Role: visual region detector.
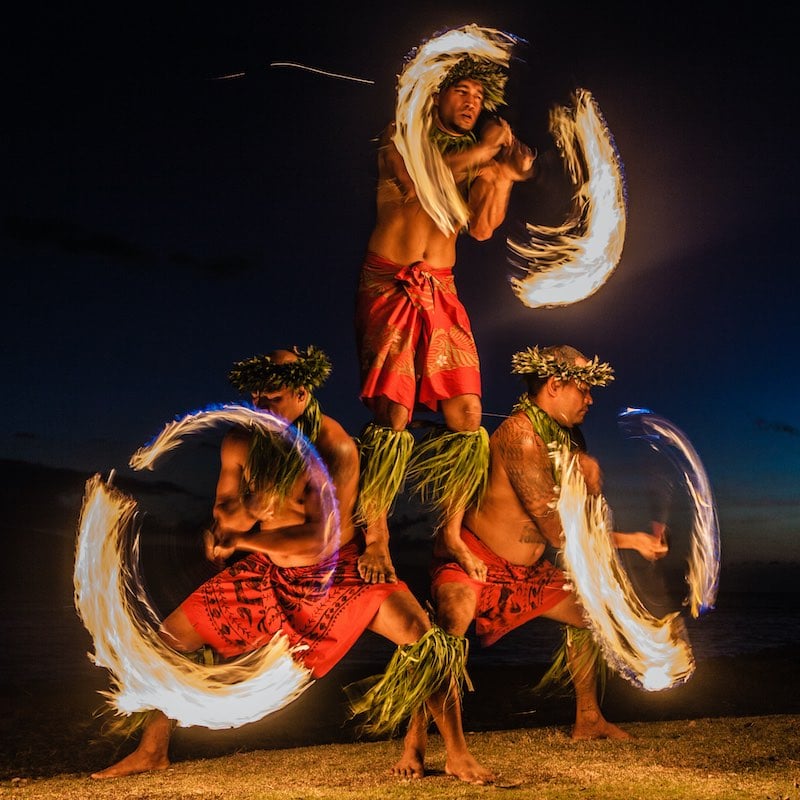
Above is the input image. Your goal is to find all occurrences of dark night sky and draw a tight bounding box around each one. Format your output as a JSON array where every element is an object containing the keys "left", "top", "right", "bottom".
[{"left": 3, "top": 2, "right": 798, "bottom": 565}]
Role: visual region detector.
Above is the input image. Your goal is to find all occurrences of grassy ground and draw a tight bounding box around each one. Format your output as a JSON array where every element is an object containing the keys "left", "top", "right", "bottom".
[
  {"left": 3, "top": 649, "right": 800, "bottom": 799},
  {"left": 3, "top": 715, "right": 799, "bottom": 800}
]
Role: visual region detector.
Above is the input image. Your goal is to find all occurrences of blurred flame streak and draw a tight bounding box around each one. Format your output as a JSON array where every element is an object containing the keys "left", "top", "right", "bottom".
[
  {"left": 508, "top": 89, "right": 626, "bottom": 308},
  {"left": 72, "top": 405, "right": 345, "bottom": 729},
  {"left": 269, "top": 61, "right": 375, "bottom": 84},
  {"left": 214, "top": 63, "right": 374, "bottom": 84},
  {"left": 618, "top": 408, "right": 720, "bottom": 618},
  {"left": 557, "top": 450, "right": 695, "bottom": 691},
  {"left": 394, "top": 24, "right": 517, "bottom": 236}
]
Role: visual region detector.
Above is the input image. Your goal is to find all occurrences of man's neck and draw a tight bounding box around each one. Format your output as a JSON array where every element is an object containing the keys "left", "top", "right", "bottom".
[
  {"left": 514, "top": 396, "right": 572, "bottom": 444},
  {"left": 430, "top": 125, "right": 477, "bottom": 155},
  {"left": 434, "top": 118, "right": 468, "bottom": 137}
]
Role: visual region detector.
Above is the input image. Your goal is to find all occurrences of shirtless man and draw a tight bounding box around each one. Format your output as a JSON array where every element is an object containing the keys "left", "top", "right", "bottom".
[
  {"left": 355, "top": 32, "right": 536, "bottom": 587},
  {"left": 92, "top": 347, "right": 494, "bottom": 784},
  {"left": 392, "top": 345, "right": 668, "bottom": 778}
]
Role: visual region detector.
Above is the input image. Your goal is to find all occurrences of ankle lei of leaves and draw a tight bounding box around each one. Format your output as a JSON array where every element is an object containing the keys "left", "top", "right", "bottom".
[
  {"left": 346, "top": 626, "right": 471, "bottom": 737},
  {"left": 405, "top": 426, "right": 490, "bottom": 522},
  {"left": 533, "top": 626, "right": 606, "bottom": 701},
  {"left": 355, "top": 423, "right": 415, "bottom": 526}
]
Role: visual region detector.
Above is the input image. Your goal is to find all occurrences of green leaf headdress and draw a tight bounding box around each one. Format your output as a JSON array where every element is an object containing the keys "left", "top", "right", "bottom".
[
  {"left": 511, "top": 345, "right": 615, "bottom": 387},
  {"left": 228, "top": 346, "right": 331, "bottom": 499},
  {"left": 228, "top": 346, "right": 332, "bottom": 394}
]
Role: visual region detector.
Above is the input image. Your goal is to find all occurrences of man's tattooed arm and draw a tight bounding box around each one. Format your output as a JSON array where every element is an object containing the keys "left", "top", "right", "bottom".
[{"left": 495, "top": 415, "right": 564, "bottom": 549}]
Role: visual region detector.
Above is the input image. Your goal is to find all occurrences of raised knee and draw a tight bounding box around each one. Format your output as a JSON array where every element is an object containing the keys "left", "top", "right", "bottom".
[
  {"left": 441, "top": 395, "right": 482, "bottom": 432},
  {"left": 159, "top": 610, "right": 204, "bottom": 653},
  {"left": 370, "top": 397, "right": 410, "bottom": 430},
  {"left": 434, "top": 584, "right": 476, "bottom": 634}
]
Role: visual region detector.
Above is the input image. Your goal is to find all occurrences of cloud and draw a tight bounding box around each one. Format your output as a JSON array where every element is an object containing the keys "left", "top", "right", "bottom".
[
  {"left": 5, "top": 215, "right": 254, "bottom": 279},
  {"left": 4, "top": 215, "right": 146, "bottom": 261},
  {"left": 755, "top": 418, "right": 800, "bottom": 437},
  {"left": 167, "top": 251, "right": 255, "bottom": 278}
]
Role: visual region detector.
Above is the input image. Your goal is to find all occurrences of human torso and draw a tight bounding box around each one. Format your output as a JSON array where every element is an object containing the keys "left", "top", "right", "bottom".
[
  {"left": 367, "top": 179, "right": 459, "bottom": 268},
  {"left": 241, "top": 415, "right": 358, "bottom": 568},
  {"left": 365, "top": 125, "right": 465, "bottom": 268},
  {"left": 463, "top": 411, "right": 557, "bottom": 566}
]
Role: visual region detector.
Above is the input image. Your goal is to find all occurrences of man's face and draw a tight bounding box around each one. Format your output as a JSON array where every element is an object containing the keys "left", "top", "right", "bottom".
[
  {"left": 435, "top": 78, "right": 485, "bottom": 135},
  {"left": 251, "top": 386, "right": 306, "bottom": 423},
  {"left": 552, "top": 359, "right": 594, "bottom": 428}
]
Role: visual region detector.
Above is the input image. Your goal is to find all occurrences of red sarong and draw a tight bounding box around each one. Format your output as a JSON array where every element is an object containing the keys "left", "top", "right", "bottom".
[
  {"left": 430, "top": 527, "right": 570, "bottom": 647},
  {"left": 181, "top": 539, "right": 408, "bottom": 677},
  {"left": 355, "top": 251, "right": 481, "bottom": 419}
]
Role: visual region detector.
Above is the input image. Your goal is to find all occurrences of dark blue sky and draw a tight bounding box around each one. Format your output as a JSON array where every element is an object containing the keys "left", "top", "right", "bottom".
[{"left": 4, "top": 2, "right": 798, "bottom": 565}]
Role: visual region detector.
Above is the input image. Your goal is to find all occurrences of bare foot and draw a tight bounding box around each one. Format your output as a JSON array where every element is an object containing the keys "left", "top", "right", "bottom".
[
  {"left": 358, "top": 540, "right": 397, "bottom": 584},
  {"left": 92, "top": 711, "right": 173, "bottom": 779},
  {"left": 90, "top": 750, "right": 170, "bottom": 780},
  {"left": 572, "top": 717, "right": 633, "bottom": 740},
  {"left": 390, "top": 747, "right": 425, "bottom": 780},
  {"left": 445, "top": 752, "right": 496, "bottom": 785}
]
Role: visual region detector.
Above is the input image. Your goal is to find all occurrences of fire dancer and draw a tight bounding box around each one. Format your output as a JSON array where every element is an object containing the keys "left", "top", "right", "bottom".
[
  {"left": 355, "top": 25, "right": 536, "bottom": 586},
  {"left": 393, "top": 345, "right": 667, "bottom": 779},
  {"left": 92, "top": 346, "right": 493, "bottom": 784}
]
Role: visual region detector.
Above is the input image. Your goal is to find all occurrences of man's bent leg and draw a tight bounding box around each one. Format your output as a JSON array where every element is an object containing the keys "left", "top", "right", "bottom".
[
  {"left": 425, "top": 678, "right": 496, "bottom": 785},
  {"left": 90, "top": 609, "right": 207, "bottom": 779},
  {"left": 437, "top": 395, "right": 489, "bottom": 579},
  {"left": 365, "top": 591, "right": 492, "bottom": 784},
  {"left": 567, "top": 626, "right": 632, "bottom": 741},
  {"left": 397, "top": 580, "right": 480, "bottom": 779},
  {"left": 541, "top": 598, "right": 631, "bottom": 741}
]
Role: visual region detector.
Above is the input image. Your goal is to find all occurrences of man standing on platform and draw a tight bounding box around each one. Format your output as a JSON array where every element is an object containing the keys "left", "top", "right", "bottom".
[{"left": 355, "top": 25, "right": 536, "bottom": 585}]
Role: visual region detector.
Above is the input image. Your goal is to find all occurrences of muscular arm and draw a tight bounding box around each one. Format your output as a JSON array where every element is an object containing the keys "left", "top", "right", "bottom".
[
  {"left": 236, "top": 420, "right": 359, "bottom": 558},
  {"left": 207, "top": 426, "right": 336, "bottom": 566},
  {"left": 467, "top": 138, "right": 536, "bottom": 241},
  {"left": 439, "top": 117, "right": 511, "bottom": 178},
  {"left": 229, "top": 480, "right": 330, "bottom": 560},
  {"left": 212, "top": 428, "right": 263, "bottom": 536},
  {"left": 314, "top": 419, "right": 360, "bottom": 531},
  {"left": 496, "top": 417, "right": 669, "bottom": 563},
  {"left": 379, "top": 124, "right": 417, "bottom": 200},
  {"left": 612, "top": 531, "right": 669, "bottom": 561}
]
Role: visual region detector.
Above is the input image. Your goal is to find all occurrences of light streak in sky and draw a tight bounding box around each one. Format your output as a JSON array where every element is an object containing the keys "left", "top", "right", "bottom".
[
  {"left": 557, "top": 449, "right": 695, "bottom": 691},
  {"left": 618, "top": 407, "right": 720, "bottom": 617},
  {"left": 74, "top": 405, "right": 339, "bottom": 729},
  {"left": 394, "top": 24, "right": 517, "bottom": 236},
  {"left": 214, "top": 63, "right": 375, "bottom": 84},
  {"left": 269, "top": 61, "right": 375, "bottom": 84},
  {"left": 508, "top": 89, "right": 627, "bottom": 308}
]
